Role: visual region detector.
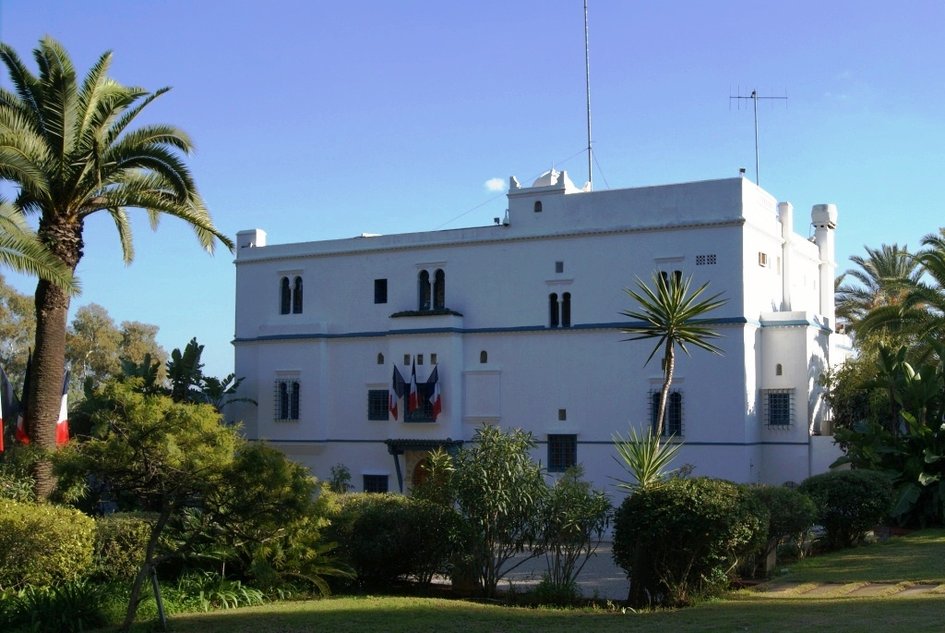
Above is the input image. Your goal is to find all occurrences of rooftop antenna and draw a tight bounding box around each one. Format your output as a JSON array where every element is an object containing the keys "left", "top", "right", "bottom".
[
  {"left": 729, "top": 88, "right": 787, "bottom": 186},
  {"left": 584, "top": 0, "right": 593, "bottom": 190}
]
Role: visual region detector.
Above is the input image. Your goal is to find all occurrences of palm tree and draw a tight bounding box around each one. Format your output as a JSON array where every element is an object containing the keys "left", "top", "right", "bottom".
[
  {"left": 0, "top": 199, "right": 77, "bottom": 292},
  {"left": 857, "top": 233, "right": 945, "bottom": 347},
  {"left": 0, "top": 37, "right": 233, "bottom": 498},
  {"left": 621, "top": 271, "right": 727, "bottom": 437},
  {"left": 835, "top": 244, "right": 921, "bottom": 332}
]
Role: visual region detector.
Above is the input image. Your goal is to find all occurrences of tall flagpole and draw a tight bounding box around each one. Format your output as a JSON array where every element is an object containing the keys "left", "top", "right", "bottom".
[{"left": 584, "top": 0, "right": 593, "bottom": 190}]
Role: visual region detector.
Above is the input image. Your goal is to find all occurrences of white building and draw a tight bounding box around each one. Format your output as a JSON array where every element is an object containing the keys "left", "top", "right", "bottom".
[{"left": 231, "top": 170, "right": 848, "bottom": 495}]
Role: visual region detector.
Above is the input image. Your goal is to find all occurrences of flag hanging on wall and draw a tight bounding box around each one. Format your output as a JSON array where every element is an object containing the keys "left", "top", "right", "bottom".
[
  {"left": 15, "top": 351, "right": 31, "bottom": 444},
  {"left": 56, "top": 370, "right": 70, "bottom": 445},
  {"left": 0, "top": 365, "right": 18, "bottom": 453},
  {"left": 408, "top": 362, "right": 419, "bottom": 413},
  {"left": 389, "top": 366, "right": 405, "bottom": 420},
  {"left": 427, "top": 365, "right": 441, "bottom": 420}
]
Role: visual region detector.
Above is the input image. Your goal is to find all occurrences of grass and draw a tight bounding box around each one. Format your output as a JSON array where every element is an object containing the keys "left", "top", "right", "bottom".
[{"left": 104, "top": 530, "right": 945, "bottom": 633}]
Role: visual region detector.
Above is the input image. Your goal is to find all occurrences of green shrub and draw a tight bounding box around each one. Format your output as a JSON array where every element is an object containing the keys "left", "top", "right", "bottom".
[
  {"left": 0, "top": 579, "right": 110, "bottom": 632},
  {"left": 798, "top": 469, "right": 893, "bottom": 549},
  {"left": 746, "top": 485, "right": 818, "bottom": 573},
  {"left": 92, "top": 513, "right": 154, "bottom": 581},
  {"left": 328, "top": 493, "right": 460, "bottom": 588},
  {"left": 0, "top": 500, "right": 94, "bottom": 589},
  {"left": 613, "top": 477, "right": 767, "bottom": 607}
]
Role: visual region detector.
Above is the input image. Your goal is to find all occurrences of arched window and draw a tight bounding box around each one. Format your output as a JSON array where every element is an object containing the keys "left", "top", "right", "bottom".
[
  {"left": 292, "top": 276, "right": 303, "bottom": 314},
  {"left": 549, "top": 293, "right": 559, "bottom": 328},
  {"left": 433, "top": 269, "right": 445, "bottom": 309},
  {"left": 776, "top": 363, "right": 783, "bottom": 376},
  {"left": 280, "top": 277, "right": 291, "bottom": 314},
  {"left": 562, "top": 292, "right": 571, "bottom": 327},
  {"left": 290, "top": 381, "right": 300, "bottom": 419},
  {"left": 480, "top": 350, "right": 488, "bottom": 364},
  {"left": 279, "top": 382, "right": 289, "bottom": 418},
  {"left": 418, "top": 271, "right": 431, "bottom": 311},
  {"left": 377, "top": 353, "right": 385, "bottom": 365},
  {"left": 534, "top": 200, "right": 543, "bottom": 213}
]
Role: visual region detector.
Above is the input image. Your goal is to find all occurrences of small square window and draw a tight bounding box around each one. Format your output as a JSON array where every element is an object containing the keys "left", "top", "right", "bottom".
[
  {"left": 368, "top": 389, "right": 389, "bottom": 421},
  {"left": 555, "top": 261, "right": 564, "bottom": 273},
  {"left": 363, "top": 474, "right": 389, "bottom": 493},
  {"left": 548, "top": 434, "right": 577, "bottom": 473},
  {"left": 374, "top": 279, "right": 388, "bottom": 304},
  {"left": 558, "top": 409, "right": 567, "bottom": 421}
]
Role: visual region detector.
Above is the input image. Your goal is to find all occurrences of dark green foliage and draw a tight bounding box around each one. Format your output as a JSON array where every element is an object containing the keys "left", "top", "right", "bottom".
[
  {"left": 0, "top": 499, "right": 94, "bottom": 589},
  {"left": 538, "top": 467, "right": 611, "bottom": 602},
  {"left": 170, "top": 571, "right": 266, "bottom": 612},
  {"left": 328, "top": 493, "right": 461, "bottom": 588},
  {"left": 746, "top": 485, "right": 818, "bottom": 573},
  {"left": 613, "top": 477, "right": 767, "bottom": 606},
  {"left": 798, "top": 470, "right": 894, "bottom": 549},
  {"left": 0, "top": 579, "right": 110, "bottom": 632},
  {"left": 92, "top": 513, "right": 155, "bottom": 581}
]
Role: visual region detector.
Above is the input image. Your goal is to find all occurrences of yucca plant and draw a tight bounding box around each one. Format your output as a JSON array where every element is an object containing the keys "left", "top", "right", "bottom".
[{"left": 612, "top": 426, "right": 683, "bottom": 492}]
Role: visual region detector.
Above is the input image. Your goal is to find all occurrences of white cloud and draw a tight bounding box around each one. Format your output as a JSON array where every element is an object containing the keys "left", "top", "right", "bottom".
[{"left": 484, "top": 177, "right": 506, "bottom": 192}]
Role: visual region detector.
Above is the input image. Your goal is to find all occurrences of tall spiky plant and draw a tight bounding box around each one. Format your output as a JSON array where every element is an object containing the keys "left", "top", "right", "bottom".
[
  {"left": 621, "top": 271, "right": 727, "bottom": 437},
  {"left": 0, "top": 37, "right": 233, "bottom": 498}
]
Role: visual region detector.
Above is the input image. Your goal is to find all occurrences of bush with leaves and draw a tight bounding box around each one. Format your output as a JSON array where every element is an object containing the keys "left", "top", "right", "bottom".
[
  {"left": 92, "top": 513, "right": 155, "bottom": 582},
  {"left": 613, "top": 477, "right": 767, "bottom": 607},
  {"left": 327, "top": 492, "right": 460, "bottom": 589},
  {"left": 452, "top": 425, "right": 548, "bottom": 597},
  {"left": 0, "top": 579, "right": 111, "bottom": 633},
  {"left": 538, "top": 466, "right": 611, "bottom": 603},
  {"left": 798, "top": 469, "right": 893, "bottom": 549},
  {"left": 746, "top": 485, "right": 818, "bottom": 574},
  {"left": 0, "top": 499, "right": 94, "bottom": 590}
]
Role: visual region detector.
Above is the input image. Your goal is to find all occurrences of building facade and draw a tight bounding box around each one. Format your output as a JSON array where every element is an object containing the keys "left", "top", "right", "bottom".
[{"left": 231, "top": 170, "right": 848, "bottom": 496}]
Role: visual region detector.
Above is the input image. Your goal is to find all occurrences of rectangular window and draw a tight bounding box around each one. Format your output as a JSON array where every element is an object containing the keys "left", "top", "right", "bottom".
[
  {"left": 274, "top": 379, "right": 300, "bottom": 421},
  {"left": 404, "top": 382, "right": 436, "bottom": 423},
  {"left": 758, "top": 252, "right": 768, "bottom": 267},
  {"left": 555, "top": 261, "right": 564, "bottom": 273},
  {"left": 547, "top": 434, "right": 577, "bottom": 473},
  {"left": 650, "top": 391, "right": 683, "bottom": 436},
  {"left": 558, "top": 408, "right": 567, "bottom": 421},
  {"left": 374, "top": 279, "right": 388, "bottom": 304},
  {"left": 764, "top": 389, "right": 793, "bottom": 427},
  {"left": 368, "top": 389, "right": 389, "bottom": 421},
  {"left": 363, "top": 474, "right": 389, "bottom": 493}
]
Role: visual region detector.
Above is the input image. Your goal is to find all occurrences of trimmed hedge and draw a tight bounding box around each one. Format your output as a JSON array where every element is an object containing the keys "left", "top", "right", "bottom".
[
  {"left": 0, "top": 499, "right": 95, "bottom": 589},
  {"left": 798, "top": 469, "right": 893, "bottom": 549},
  {"left": 327, "top": 493, "right": 462, "bottom": 588},
  {"left": 93, "top": 513, "right": 154, "bottom": 581},
  {"left": 613, "top": 477, "right": 767, "bottom": 606}
]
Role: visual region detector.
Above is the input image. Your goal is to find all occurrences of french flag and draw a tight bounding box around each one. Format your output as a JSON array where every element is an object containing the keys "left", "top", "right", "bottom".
[
  {"left": 408, "top": 362, "right": 419, "bottom": 413},
  {"left": 56, "top": 370, "right": 70, "bottom": 445},
  {"left": 15, "top": 352, "right": 30, "bottom": 444},
  {"left": 427, "top": 365, "right": 441, "bottom": 420},
  {"left": 0, "top": 365, "right": 18, "bottom": 453},
  {"left": 389, "top": 366, "right": 405, "bottom": 420}
]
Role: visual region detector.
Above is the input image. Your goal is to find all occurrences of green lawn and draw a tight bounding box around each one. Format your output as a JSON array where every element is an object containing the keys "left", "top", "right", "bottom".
[{"left": 114, "top": 530, "right": 945, "bottom": 633}]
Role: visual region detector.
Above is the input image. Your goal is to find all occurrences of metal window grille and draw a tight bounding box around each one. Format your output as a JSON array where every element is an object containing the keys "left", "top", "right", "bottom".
[
  {"left": 650, "top": 391, "right": 683, "bottom": 436},
  {"left": 363, "top": 475, "right": 389, "bottom": 493},
  {"left": 368, "top": 389, "right": 389, "bottom": 421},
  {"left": 547, "top": 434, "right": 577, "bottom": 473},
  {"left": 764, "top": 389, "right": 793, "bottom": 427}
]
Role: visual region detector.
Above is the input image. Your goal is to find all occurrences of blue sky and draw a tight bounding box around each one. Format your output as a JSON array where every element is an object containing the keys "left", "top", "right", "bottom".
[{"left": 2, "top": 1, "right": 943, "bottom": 377}]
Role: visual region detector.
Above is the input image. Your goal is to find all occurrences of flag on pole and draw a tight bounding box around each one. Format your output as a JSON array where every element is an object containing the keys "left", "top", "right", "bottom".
[
  {"left": 56, "top": 370, "right": 70, "bottom": 445},
  {"left": 0, "top": 365, "right": 18, "bottom": 453},
  {"left": 408, "top": 362, "right": 419, "bottom": 413},
  {"left": 15, "top": 351, "right": 31, "bottom": 445},
  {"left": 389, "top": 366, "right": 405, "bottom": 420},
  {"left": 427, "top": 365, "right": 441, "bottom": 420}
]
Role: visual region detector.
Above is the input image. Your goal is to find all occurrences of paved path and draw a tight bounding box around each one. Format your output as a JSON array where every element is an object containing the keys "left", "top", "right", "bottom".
[{"left": 502, "top": 543, "right": 628, "bottom": 601}]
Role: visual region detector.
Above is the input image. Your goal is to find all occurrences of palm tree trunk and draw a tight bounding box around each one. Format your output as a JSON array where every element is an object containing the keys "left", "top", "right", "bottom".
[
  {"left": 27, "top": 218, "right": 82, "bottom": 499},
  {"left": 656, "top": 341, "right": 675, "bottom": 438}
]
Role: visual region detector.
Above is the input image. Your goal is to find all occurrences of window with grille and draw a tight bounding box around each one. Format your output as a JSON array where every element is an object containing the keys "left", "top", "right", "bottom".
[
  {"left": 363, "top": 475, "right": 389, "bottom": 493},
  {"left": 368, "top": 389, "right": 389, "bottom": 421},
  {"left": 404, "top": 382, "right": 436, "bottom": 423},
  {"left": 547, "top": 434, "right": 577, "bottom": 473},
  {"left": 650, "top": 391, "right": 683, "bottom": 436},
  {"left": 764, "top": 389, "right": 793, "bottom": 427},
  {"left": 275, "top": 379, "right": 300, "bottom": 421}
]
